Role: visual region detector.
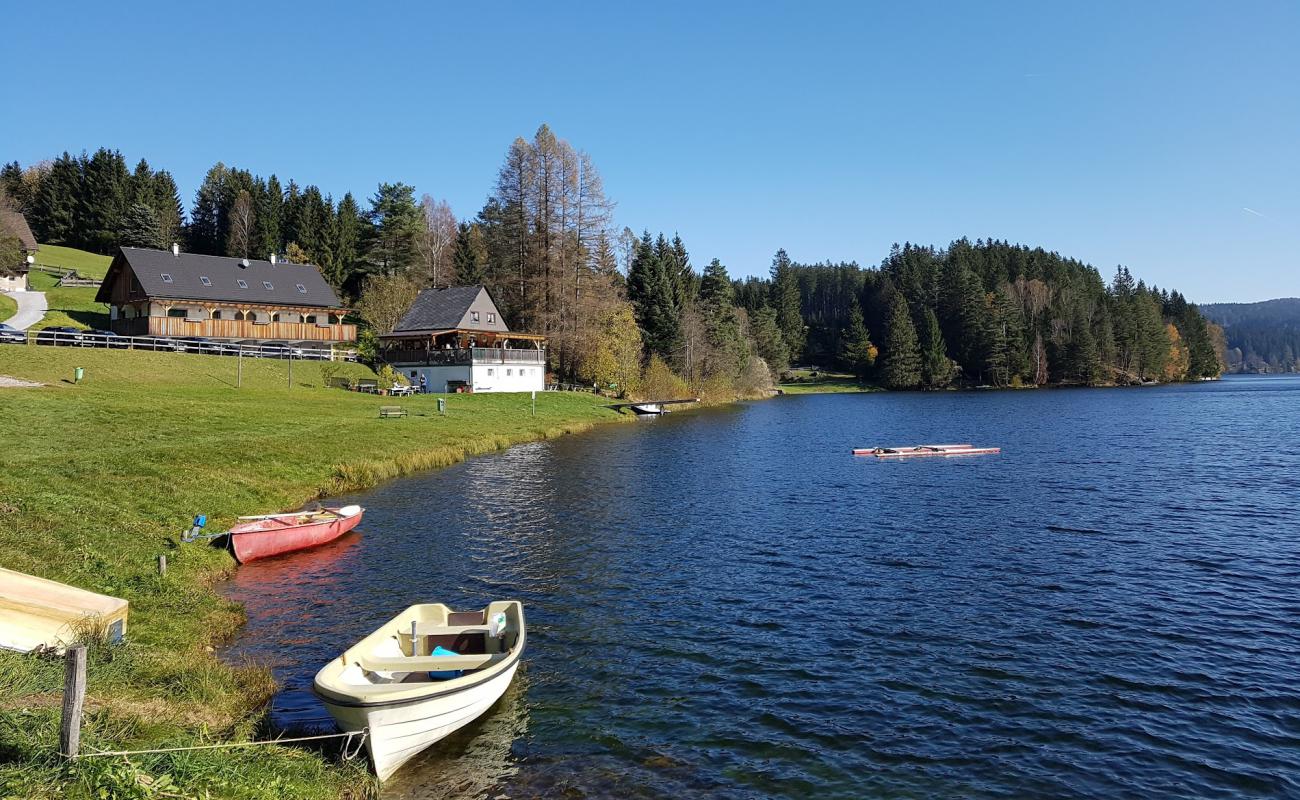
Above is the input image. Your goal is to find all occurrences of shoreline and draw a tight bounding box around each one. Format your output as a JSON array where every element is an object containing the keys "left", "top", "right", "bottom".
[{"left": 0, "top": 346, "right": 634, "bottom": 799}]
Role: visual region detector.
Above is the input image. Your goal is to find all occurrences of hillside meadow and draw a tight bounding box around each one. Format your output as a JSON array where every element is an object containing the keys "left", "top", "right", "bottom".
[{"left": 0, "top": 345, "right": 623, "bottom": 799}]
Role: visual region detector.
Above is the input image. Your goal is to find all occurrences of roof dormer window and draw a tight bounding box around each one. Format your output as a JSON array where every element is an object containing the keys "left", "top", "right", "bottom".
[
  {"left": 200, "top": 276, "right": 212, "bottom": 287},
  {"left": 263, "top": 281, "right": 274, "bottom": 290},
  {"left": 237, "top": 279, "right": 248, "bottom": 289},
  {"left": 161, "top": 273, "right": 173, "bottom": 283},
  {"left": 296, "top": 284, "right": 307, "bottom": 294}
]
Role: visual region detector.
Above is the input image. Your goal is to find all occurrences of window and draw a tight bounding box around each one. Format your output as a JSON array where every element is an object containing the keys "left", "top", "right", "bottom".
[
  {"left": 167, "top": 308, "right": 187, "bottom": 318},
  {"left": 263, "top": 281, "right": 274, "bottom": 290},
  {"left": 487, "top": 312, "right": 495, "bottom": 324},
  {"left": 296, "top": 284, "right": 307, "bottom": 294},
  {"left": 237, "top": 279, "right": 248, "bottom": 289},
  {"left": 200, "top": 276, "right": 212, "bottom": 287},
  {"left": 161, "top": 273, "right": 173, "bottom": 283},
  {"left": 507, "top": 368, "right": 513, "bottom": 376},
  {"left": 487, "top": 368, "right": 494, "bottom": 376},
  {"left": 471, "top": 311, "right": 480, "bottom": 323}
]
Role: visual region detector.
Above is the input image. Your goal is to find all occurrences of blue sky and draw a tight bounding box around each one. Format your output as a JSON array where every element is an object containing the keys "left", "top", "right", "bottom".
[{"left": 7, "top": 1, "right": 1297, "bottom": 302}]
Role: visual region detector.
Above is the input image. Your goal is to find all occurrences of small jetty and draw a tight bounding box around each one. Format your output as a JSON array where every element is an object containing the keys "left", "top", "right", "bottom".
[
  {"left": 606, "top": 398, "right": 700, "bottom": 416},
  {"left": 852, "top": 443, "right": 1001, "bottom": 458}
]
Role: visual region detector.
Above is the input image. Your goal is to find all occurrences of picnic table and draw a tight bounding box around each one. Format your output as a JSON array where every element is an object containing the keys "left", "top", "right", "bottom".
[{"left": 389, "top": 385, "right": 417, "bottom": 397}]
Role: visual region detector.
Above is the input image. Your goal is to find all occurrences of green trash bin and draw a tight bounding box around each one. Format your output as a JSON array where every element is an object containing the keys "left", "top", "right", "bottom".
[{"left": 74, "top": 367, "right": 84, "bottom": 383}]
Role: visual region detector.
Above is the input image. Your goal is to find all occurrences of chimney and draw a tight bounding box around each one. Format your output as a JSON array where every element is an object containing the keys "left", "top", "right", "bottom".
[
  {"left": 269, "top": 253, "right": 277, "bottom": 265},
  {"left": 240, "top": 258, "right": 250, "bottom": 268},
  {"left": 171, "top": 242, "right": 180, "bottom": 257}
]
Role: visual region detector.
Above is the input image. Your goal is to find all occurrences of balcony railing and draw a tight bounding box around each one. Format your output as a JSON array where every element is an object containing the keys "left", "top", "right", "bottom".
[
  {"left": 114, "top": 317, "right": 356, "bottom": 342},
  {"left": 384, "top": 347, "right": 546, "bottom": 366}
]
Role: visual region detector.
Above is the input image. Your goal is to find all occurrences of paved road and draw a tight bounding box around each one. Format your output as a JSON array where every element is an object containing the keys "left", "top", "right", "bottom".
[{"left": 2, "top": 290, "right": 48, "bottom": 330}]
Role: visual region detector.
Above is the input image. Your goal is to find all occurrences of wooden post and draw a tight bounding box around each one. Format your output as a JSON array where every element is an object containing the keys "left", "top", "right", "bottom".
[
  {"left": 60, "top": 645, "right": 87, "bottom": 759},
  {"left": 237, "top": 347, "right": 243, "bottom": 388},
  {"left": 288, "top": 352, "right": 293, "bottom": 389},
  {"left": 158, "top": 554, "right": 167, "bottom": 576}
]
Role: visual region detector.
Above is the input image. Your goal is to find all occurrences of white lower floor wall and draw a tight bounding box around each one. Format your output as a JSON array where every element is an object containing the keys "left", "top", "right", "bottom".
[
  {"left": 0, "top": 274, "right": 28, "bottom": 292},
  {"left": 393, "top": 363, "right": 545, "bottom": 393}
]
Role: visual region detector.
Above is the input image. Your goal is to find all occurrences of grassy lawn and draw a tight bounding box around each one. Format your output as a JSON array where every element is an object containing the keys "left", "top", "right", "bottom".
[
  {"left": 26, "top": 270, "right": 109, "bottom": 331},
  {"left": 778, "top": 368, "right": 881, "bottom": 394},
  {"left": 32, "top": 245, "right": 112, "bottom": 279},
  {"left": 0, "top": 346, "right": 623, "bottom": 799},
  {"left": 0, "top": 293, "right": 15, "bottom": 323}
]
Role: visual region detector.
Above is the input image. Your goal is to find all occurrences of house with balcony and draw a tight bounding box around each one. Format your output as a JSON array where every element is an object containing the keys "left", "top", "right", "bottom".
[
  {"left": 0, "top": 209, "right": 37, "bottom": 292},
  {"left": 94, "top": 246, "right": 355, "bottom": 345},
  {"left": 380, "top": 285, "right": 545, "bottom": 393}
]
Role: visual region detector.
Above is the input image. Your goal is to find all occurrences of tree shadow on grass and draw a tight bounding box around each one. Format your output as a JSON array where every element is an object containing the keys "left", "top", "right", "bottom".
[{"left": 59, "top": 309, "right": 111, "bottom": 329}]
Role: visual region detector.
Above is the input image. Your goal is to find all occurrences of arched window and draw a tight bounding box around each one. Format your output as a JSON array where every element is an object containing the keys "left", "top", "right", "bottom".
[{"left": 167, "top": 307, "right": 188, "bottom": 318}]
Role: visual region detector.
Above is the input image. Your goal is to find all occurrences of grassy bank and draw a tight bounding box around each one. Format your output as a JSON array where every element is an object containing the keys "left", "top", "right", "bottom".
[
  {"left": 25, "top": 246, "right": 112, "bottom": 330},
  {"left": 0, "top": 293, "right": 15, "bottom": 323},
  {"left": 777, "top": 368, "right": 881, "bottom": 395},
  {"left": 0, "top": 346, "right": 623, "bottom": 799}
]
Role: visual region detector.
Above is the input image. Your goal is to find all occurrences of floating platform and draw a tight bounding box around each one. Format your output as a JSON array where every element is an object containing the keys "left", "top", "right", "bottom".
[
  {"left": 606, "top": 398, "right": 700, "bottom": 416},
  {"left": 852, "top": 443, "right": 1001, "bottom": 458}
]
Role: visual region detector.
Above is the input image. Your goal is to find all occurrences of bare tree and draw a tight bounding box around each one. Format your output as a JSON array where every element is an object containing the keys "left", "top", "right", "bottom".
[
  {"left": 355, "top": 273, "right": 422, "bottom": 334},
  {"left": 416, "top": 195, "right": 457, "bottom": 287},
  {"left": 227, "top": 190, "right": 254, "bottom": 258}
]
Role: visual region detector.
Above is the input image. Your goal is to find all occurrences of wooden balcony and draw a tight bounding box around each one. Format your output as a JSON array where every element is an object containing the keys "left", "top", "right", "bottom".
[
  {"left": 114, "top": 316, "right": 356, "bottom": 342},
  {"left": 384, "top": 347, "right": 546, "bottom": 366}
]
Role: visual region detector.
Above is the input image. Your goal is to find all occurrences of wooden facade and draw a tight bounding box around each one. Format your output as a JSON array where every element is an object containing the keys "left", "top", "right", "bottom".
[{"left": 113, "top": 314, "right": 355, "bottom": 342}]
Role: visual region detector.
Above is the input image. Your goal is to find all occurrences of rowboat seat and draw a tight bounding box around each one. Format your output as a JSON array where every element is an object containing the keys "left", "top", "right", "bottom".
[{"left": 357, "top": 651, "right": 510, "bottom": 673}]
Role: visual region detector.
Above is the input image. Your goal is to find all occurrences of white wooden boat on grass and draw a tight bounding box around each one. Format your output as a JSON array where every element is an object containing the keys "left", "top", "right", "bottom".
[
  {"left": 0, "top": 567, "right": 128, "bottom": 653},
  {"left": 313, "top": 601, "right": 525, "bottom": 781}
]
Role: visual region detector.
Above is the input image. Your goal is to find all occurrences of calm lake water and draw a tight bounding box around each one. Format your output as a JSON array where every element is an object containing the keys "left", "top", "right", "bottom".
[{"left": 224, "top": 376, "right": 1300, "bottom": 799}]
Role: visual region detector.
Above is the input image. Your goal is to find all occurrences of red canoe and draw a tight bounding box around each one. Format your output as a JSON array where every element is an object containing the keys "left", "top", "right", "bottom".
[{"left": 228, "top": 505, "right": 364, "bottom": 563}]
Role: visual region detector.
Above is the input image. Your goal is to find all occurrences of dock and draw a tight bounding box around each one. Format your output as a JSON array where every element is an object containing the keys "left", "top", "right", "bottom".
[{"left": 605, "top": 398, "right": 700, "bottom": 416}]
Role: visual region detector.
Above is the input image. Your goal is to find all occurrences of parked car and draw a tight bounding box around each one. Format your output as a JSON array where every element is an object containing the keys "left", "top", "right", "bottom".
[
  {"left": 290, "top": 344, "right": 332, "bottom": 361},
  {"left": 35, "top": 326, "right": 84, "bottom": 346},
  {"left": 257, "top": 342, "right": 292, "bottom": 359},
  {"left": 86, "top": 329, "right": 130, "bottom": 349},
  {"left": 0, "top": 323, "right": 25, "bottom": 345},
  {"left": 174, "top": 337, "right": 219, "bottom": 354}
]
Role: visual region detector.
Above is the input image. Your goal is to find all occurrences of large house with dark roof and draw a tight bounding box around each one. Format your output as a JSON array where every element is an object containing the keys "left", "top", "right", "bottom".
[
  {"left": 380, "top": 286, "right": 545, "bottom": 393},
  {"left": 0, "top": 209, "right": 38, "bottom": 292},
  {"left": 95, "top": 246, "right": 355, "bottom": 344}
]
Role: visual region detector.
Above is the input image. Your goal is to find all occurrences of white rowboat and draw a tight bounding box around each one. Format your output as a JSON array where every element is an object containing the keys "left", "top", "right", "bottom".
[{"left": 313, "top": 601, "right": 526, "bottom": 781}]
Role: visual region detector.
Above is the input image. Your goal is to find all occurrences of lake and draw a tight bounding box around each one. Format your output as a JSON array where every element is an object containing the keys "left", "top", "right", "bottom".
[{"left": 223, "top": 375, "right": 1300, "bottom": 798}]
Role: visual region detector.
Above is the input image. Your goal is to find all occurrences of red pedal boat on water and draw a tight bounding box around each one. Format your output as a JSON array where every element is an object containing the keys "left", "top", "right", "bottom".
[
  {"left": 228, "top": 505, "right": 365, "bottom": 563},
  {"left": 852, "top": 443, "right": 1001, "bottom": 458}
]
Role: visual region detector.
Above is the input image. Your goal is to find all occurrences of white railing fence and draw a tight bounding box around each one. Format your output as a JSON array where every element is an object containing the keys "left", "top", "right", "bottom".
[{"left": 13, "top": 328, "right": 358, "bottom": 362}]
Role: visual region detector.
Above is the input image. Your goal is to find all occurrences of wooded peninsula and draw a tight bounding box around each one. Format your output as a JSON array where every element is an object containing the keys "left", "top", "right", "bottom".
[{"left": 2, "top": 124, "right": 1223, "bottom": 395}]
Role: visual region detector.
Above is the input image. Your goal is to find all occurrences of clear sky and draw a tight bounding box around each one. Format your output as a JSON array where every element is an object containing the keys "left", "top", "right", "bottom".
[{"left": 7, "top": 1, "right": 1297, "bottom": 303}]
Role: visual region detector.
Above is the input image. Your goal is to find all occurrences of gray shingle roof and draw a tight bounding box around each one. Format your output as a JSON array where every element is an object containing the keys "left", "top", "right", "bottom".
[
  {"left": 98, "top": 248, "right": 343, "bottom": 308},
  {"left": 392, "top": 286, "right": 504, "bottom": 332}
]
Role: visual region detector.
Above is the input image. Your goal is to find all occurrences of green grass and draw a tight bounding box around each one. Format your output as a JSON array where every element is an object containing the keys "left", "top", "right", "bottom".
[
  {"left": 32, "top": 245, "right": 112, "bottom": 279},
  {"left": 778, "top": 368, "right": 881, "bottom": 395},
  {"left": 0, "top": 347, "right": 624, "bottom": 799},
  {"left": 0, "top": 293, "right": 15, "bottom": 324}
]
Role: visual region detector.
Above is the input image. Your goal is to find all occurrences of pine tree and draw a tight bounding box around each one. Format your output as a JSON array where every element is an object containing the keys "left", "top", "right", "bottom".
[
  {"left": 839, "top": 302, "right": 876, "bottom": 378},
  {"left": 151, "top": 171, "right": 184, "bottom": 246},
  {"left": 189, "top": 163, "right": 229, "bottom": 254},
  {"left": 748, "top": 305, "right": 790, "bottom": 377},
  {"left": 918, "top": 306, "right": 952, "bottom": 389},
  {"left": 770, "top": 248, "right": 805, "bottom": 361},
  {"left": 30, "top": 152, "right": 81, "bottom": 244},
  {"left": 78, "top": 148, "right": 130, "bottom": 252},
  {"left": 330, "top": 192, "right": 365, "bottom": 292},
  {"left": 626, "top": 231, "right": 681, "bottom": 362},
  {"left": 252, "top": 176, "right": 283, "bottom": 260},
  {"left": 453, "top": 222, "right": 488, "bottom": 285},
  {"left": 881, "top": 292, "right": 921, "bottom": 389},
  {"left": 364, "top": 182, "right": 421, "bottom": 274},
  {"left": 119, "top": 202, "right": 165, "bottom": 249},
  {"left": 698, "top": 258, "right": 746, "bottom": 379}
]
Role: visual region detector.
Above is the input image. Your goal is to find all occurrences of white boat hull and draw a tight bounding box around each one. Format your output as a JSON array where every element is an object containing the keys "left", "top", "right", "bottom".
[{"left": 321, "top": 661, "right": 520, "bottom": 781}]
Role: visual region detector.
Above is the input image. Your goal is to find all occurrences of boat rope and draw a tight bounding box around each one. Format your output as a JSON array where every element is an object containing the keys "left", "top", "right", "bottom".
[{"left": 72, "top": 728, "right": 368, "bottom": 760}]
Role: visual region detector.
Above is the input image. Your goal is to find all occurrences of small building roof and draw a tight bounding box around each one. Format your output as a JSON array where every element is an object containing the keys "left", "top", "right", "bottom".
[
  {"left": 96, "top": 247, "right": 343, "bottom": 309},
  {"left": 0, "top": 210, "right": 38, "bottom": 252},
  {"left": 390, "top": 285, "right": 509, "bottom": 333}
]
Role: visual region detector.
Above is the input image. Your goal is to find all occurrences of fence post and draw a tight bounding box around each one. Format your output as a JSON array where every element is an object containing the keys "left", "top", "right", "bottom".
[
  {"left": 237, "top": 347, "right": 243, "bottom": 388},
  {"left": 158, "top": 554, "right": 167, "bottom": 576},
  {"left": 60, "top": 645, "right": 87, "bottom": 760}
]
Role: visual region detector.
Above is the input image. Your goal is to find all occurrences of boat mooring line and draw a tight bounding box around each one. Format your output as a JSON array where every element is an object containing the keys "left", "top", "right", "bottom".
[{"left": 71, "top": 728, "right": 368, "bottom": 760}]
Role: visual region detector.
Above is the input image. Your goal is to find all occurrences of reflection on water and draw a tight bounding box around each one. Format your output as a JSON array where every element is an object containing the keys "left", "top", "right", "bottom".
[{"left": 225, "top": 376, "right": 1300, "bottom": 798}]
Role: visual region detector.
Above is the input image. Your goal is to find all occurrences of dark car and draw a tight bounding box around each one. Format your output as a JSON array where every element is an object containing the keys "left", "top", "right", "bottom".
[
  {"left": 174, "top": 337, "right": 218, "bottom": 354},
  {"left": 290, "top": 343, "right": 332, "bottom": 361},
  {"left": 0, "top": 323, "right": 25, "bottom": 345},
  {"left": 257, "top": 342, "right": 292, "bottom": 359},
  {"left": 86, "top": 329, "right": 130, "bottom": 349},
  {"left": 35, "top": 326, "right": 84, "bottom": 346}
]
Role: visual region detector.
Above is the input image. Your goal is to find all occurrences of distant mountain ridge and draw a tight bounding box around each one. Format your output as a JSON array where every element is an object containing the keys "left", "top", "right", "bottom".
[{"left": 1201, "top": 298, "right": 1300, "bottom": 372}]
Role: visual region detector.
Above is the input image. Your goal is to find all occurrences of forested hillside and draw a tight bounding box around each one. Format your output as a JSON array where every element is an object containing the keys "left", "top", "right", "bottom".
[
  {"left": 1201, "top": 299, "right": 1300, "bottom": 373},
  {"left": 2, "top": 131, "right": 1223, "bottom": 394}
]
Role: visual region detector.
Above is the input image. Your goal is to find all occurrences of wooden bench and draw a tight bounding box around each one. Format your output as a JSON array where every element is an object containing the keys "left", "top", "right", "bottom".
[{"left": 378, "top": 406, "right": 407, "bottom": 419}]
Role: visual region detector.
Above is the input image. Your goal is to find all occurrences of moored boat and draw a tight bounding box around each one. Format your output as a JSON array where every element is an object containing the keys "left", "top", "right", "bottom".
[
  {"left": 852, "top": 444, "right": 1001, "bottom": 458},
  {"left": 227, "top": 505, "right": 364, "bottom": 563},
  {"left": 313, "top": 601, "right": 526, "bottom": 781}
]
